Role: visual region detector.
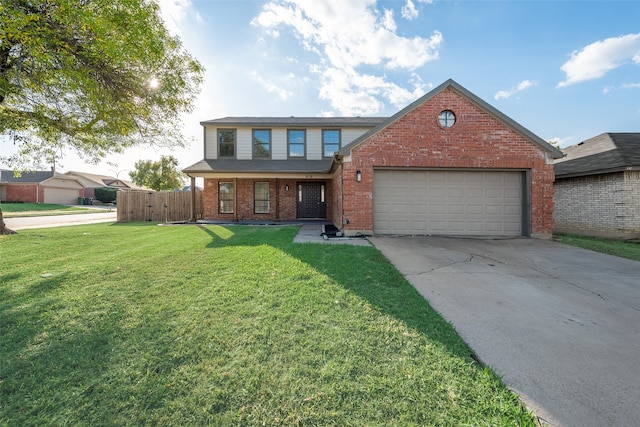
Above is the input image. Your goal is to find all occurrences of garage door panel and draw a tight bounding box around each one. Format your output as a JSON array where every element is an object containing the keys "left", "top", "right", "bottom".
[{"left": 374, "top": 170, "right": 523, "bottom": 236}]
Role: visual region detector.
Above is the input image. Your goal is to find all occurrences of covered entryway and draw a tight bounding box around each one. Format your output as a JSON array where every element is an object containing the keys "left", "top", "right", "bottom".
[
  {"left": 297, "top": 182, "right": 326, "bottom": 219},
  {"left": 373, "top": 169, "right": 525, "bottom": 236}
]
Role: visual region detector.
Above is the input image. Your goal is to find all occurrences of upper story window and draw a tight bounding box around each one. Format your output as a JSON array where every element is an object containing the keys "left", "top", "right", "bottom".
[
  {"left": 322, "top": 129, "right": 341, "bottom": 157},
  {"left": 218, "top": 129, "right": 236, "bottom": 158},
  {"left": 288, "top": 129, "right": 306, "bottom": 158},
  {"left": 253, "top": 129, "right": 271, "bottom": 158}
]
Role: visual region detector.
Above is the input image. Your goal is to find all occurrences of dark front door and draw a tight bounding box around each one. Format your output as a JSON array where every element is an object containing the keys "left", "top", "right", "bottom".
[{"left": 297, "top": 183, "right": 326, "bottom": 218}]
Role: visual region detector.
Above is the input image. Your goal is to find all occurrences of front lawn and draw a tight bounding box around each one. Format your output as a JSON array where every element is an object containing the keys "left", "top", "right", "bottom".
[
  {"left": 1, "top": 224, "right": 535, "bottom": 426},
  {"left": 555, "top": 233, "right": 640, "bottom": 262}
]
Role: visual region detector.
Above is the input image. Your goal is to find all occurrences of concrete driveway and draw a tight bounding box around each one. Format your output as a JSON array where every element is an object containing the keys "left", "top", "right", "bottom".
[{"left": 369, "top": 236, "right": 640, "bottom": 427}]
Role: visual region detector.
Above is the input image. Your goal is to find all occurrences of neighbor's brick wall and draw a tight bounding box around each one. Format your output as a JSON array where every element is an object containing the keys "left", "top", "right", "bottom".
[
  {"left": 554, "top": 171, "right": 640, "bottom": 239},
  {"left": 203, "top": 178, "right": 331, "bottom": 222},
  {"left": 5, "top": 184, "right": 44, "bottom": 203},
  {"left": 341, "top": 87, "right": 556, "bottom": 237}
]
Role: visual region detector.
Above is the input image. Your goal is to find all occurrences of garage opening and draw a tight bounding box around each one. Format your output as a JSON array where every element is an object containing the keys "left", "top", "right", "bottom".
[{"left": 373, "top": 169, "right": 527, "bottom": 236}]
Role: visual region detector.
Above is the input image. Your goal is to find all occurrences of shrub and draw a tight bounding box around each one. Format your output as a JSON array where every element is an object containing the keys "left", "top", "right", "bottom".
[{"left": 94, "top": 187, "right": 118, "bottom": 203}]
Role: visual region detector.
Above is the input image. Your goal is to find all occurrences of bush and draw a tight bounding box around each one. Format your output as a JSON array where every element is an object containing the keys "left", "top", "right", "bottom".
[{"left": 94, "top": 187, "right": 118, "bottom": 203}]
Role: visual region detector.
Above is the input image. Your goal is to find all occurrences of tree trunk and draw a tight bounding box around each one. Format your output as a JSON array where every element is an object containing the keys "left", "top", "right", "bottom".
[{"left": 0, "top": 207, "right": 17, "bottom": 235}]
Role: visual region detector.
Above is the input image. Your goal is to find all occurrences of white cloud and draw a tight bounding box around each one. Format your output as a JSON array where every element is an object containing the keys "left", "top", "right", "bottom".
[
  {"left": 155, "top": 0, "right": 193, "bottom": 35},
  {"left": 402, "top": 0, "right": 418, "bottom": 20},
  {"left": 558, "top": 33, "right": 640, "bottom": 88},
  {"left": 494, "top": 80, "right": 537, "bottom": 100},
  {"left": 401, "top": 0, "right": 432, "bottom": 20},
  {"left": 252, "top": 0, "right": 441, "bottom": 115},
  {"left": 622, "top": 82, "right": 640, "bottom": 89},
  {"left": 548, "top": 136, "right": 574, "bottom": 149},
  {"left": 250, "top": 71, "right": 294, "bottom": 101}
]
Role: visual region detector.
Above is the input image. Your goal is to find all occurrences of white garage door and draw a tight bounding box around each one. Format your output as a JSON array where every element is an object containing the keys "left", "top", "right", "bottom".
[
  {"left": 374, "top": 170, "right": 523, "bottom": 236},
  {"left": 44, "top": 187, "right": 80, "bottom": 205}
]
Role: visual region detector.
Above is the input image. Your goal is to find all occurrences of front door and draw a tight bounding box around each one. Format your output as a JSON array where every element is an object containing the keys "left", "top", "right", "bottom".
[{"left": 297, "top": 183, "right": 326, "bottom": 218}]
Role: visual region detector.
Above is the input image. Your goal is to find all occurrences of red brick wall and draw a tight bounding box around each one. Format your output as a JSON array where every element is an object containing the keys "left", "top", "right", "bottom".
[
  {"left": 341, "top": 87, "right": 556, "bottom": 237},
  {"left": 5, "top": 184, "right": 43, "bottom": 203},
  {"left": 202, "top": 178, "right": 332, "bottom": 222}
]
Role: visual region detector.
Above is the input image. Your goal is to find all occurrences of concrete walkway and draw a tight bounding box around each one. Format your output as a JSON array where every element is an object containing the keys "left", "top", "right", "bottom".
[
  {"left": 370, "top": 235, "right": 640, "bottom": 427},
  {"left": 293, "top": 223, "right": 370, "bottom": 245}
]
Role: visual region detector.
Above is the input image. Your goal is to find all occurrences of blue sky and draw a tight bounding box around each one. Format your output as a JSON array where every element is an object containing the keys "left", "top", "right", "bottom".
[{"left": 3, "top": 0, "right": 640, "bottom": 178}]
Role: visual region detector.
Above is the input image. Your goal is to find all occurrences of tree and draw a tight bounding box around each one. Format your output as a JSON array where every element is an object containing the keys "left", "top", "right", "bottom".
[
  {"left": 129, "top": 155, "right": 186, "bottom": 191},
  {"left": 0, "top": 0, "right": 204, "bottom": 234}
]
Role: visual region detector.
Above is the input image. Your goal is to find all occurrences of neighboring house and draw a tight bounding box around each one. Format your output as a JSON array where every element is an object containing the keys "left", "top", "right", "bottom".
[
  {"left": 184, "top": 79, "right": 563, "bottom": 238},
  {"left": 554, "top": 133, "right": 640, "bottom": 239},
  {"left": 64, "top": 171, "right": 148, "bottom": 198},
  {"left": 0, "top": 170, "right": 84, "bottom": 204},
  {"left": 1, "top": 170, "right": 54, "bottom": 203}
]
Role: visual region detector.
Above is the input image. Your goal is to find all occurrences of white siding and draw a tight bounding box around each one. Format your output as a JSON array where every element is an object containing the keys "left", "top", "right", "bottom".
[
  {"left": 203, "top": 125, "right": 375, "bottom": 160},
  {"left": 236, "top": 128, "right": 252, "bottom": 160},
  {"left": 272, "top": 128, "right": 287, "bottom": 160},
  {"left": 307, "top": 128, "right": 322, "bottom": 160},
  {"left": 342, "top": 127, "right": 373, "bottom": 145},
  {"left": 204, "top": 126, "right": 217, "bottom": 159}
]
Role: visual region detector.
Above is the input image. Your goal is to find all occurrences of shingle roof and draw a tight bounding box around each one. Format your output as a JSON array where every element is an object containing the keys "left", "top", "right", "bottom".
[
  {"left": 0, "top": 169, "right": 54, "bottom": 183},
  {"left": 554, "top": 133, "right": 640, "bottom": 178},
  {"left": 183, "top": 159, "right": 334, "bottom": 174},
  {"left": 200, "top": 117, "right": 387, "bottom": 128},
  {"left": 338, "top": 79, "right": 564, "bottom": 159}
]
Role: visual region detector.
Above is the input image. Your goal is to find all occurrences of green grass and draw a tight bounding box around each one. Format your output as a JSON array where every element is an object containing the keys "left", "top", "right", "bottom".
[
  {"left": 1, "top": 203, "right": 109, "bottom": 218},
  {"left": 1, "top": 224, "right": 536, "bottom": 426},
  {"left": 555, "top": 233, "right": 640, "bottom": 262}
]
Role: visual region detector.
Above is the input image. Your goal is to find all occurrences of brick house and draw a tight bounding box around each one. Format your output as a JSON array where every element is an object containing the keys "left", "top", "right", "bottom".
[
  {"left": 0, "top": 170, "right": 83, "bottom": 204},
  {"left": 184, "top": 79, "right": 563, "bottom": 238},
  {"left": 554, "top": 133, "right": 640, "bottom": 239}
]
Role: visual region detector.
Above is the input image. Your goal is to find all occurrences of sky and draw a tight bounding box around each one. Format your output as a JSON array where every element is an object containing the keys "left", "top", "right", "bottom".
[{"left": 2, "top": 0, "right": 640, "bottom": 180}]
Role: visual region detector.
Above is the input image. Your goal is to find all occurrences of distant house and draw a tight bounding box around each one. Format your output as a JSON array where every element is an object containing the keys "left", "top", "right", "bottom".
[
  {"left": 185, "top": 79, "right": 563, "bottom": 238},
  {"left": 0, "top": 169, "right": 151, "bottom": 205},
  {"left": 0, "top": 170, "right": 83, "bottom": 204},
  {"left": 554, "top": 133, "right": 640, "bottom": 239},
  {"left": 64, "top": 171, "right": 148, "bottom": 198}
]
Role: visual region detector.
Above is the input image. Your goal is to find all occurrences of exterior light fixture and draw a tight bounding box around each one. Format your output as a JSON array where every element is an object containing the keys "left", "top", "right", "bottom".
[
  {"left": 356, "top": 170, "right": 362, "bottom": 182},
  {"left": 285, "top": 184, "right": 289, "bottom": 191}
]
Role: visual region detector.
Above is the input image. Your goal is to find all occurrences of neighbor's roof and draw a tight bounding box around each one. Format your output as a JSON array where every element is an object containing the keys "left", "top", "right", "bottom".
[
  {"left": 183, "top": 159, "right": 334, "bottom": 174},
  {"left": 554, "top": 133, "right": 640, "bottom": 178},
  {"left": 199, "top": 117, "right": 387, "bottom": 128},
  {"left": 0, "top": 169, "right": 54, "bottom": 183},
  {"left": 338, "top": 79, "right": 564, "bottom": 159}
]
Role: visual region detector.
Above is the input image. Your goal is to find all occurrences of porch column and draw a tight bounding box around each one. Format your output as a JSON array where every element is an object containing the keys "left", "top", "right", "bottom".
[
  {"left": 233, "top": 177, "right": 238, "bottom": 222},
  {"left": 275, "top": 178, "right": 280, "bottom": 221},
  {"left": 190, "top": 176, "right": 196, "bottom": 223}
]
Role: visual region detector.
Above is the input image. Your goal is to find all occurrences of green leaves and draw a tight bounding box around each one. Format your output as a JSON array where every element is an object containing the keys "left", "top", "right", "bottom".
[
  {"left": 0, "top": 0, "right": 204, "bottom": 168},
  {"left": 129, "top": 155, "right": 186, "bottom": 191}
]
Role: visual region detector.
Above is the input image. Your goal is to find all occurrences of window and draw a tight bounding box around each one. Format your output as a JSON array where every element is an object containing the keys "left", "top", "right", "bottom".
[
  {"left": 323, "top": 129, "right": 341, "bottom": 157},
  {"left": 218, "top": 182, "right": 234, "bottom": 213},
  {"left": 218, "top": 129, "right": 236, "bottom": 158},
  {"left": 288, "top": 129, "right": 306, "bottom": 158},
  {"left": 253, "top": 129, "right": 271, "bottom": 158},
  {"left": 254, "top": 182, "right": 270, "bottom": 214}
]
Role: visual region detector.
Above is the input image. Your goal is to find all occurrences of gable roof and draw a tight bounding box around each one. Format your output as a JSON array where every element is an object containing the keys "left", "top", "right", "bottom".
[
  {"left": 338, "top": 79, "right": 564, "bottom": 159},
  {"left": 200, "top": 117, "right": 387, "bottom": 128},
  {"left": 0, "top": 169, "right": 54, "bottom": 183},
  {"left": 554, "top": 133, "right": 640, "bottom": 178},
  {"left": 64, "top": 171, "right": 148, "bottom": 190}
]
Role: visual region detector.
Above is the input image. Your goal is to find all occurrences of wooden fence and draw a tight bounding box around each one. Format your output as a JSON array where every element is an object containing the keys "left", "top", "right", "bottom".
[{"left": 116, "top": 190, "right": 203, "bottom": 223}]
